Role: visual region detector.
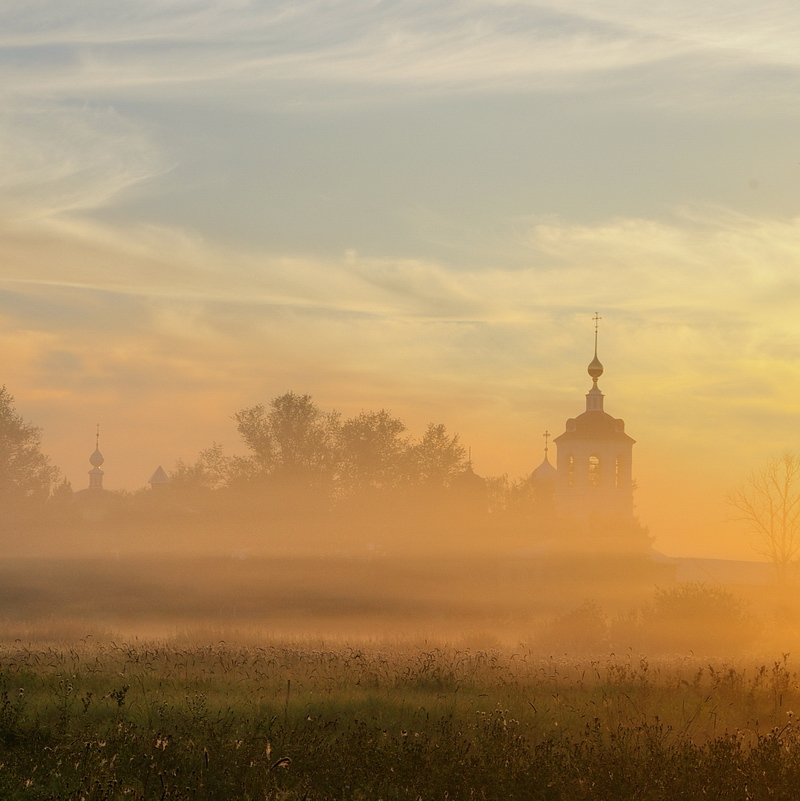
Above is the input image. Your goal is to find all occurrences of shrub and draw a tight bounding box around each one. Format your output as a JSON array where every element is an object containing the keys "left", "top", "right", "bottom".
[
  {"left": 612, "top": 583, "right": 760, "bottom": 654},
  {"left": 537, "top": 599, "right": 609, "bottom": 654}
]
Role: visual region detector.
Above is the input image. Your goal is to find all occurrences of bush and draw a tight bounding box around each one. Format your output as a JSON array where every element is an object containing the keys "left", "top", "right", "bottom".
[
  {"left": 537, "top": 599, "right": 609, "bottom": 654},
  {"left": 611, "top": 583, "right": 760, "bottom": 654}
]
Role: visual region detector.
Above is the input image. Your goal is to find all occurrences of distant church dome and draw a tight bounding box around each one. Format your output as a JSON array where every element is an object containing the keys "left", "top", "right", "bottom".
[
  {"left": 86, "top": 425, "right": 105, "bottom": 490},
  {"left": 532, "top": 453, "right": 557, "bottom": 482},
  {"left": 451, "top": 455, "right": 489, "bottom": 516},
  {"left": 452, "top": 461, "right": 486, "bottom": 491},
  {"left": 89, "top": 446, "right": 104, "bottom": 468},
  {"left": 73, "top": 425, "right": 116, "bottom": 521},
  {"left": 587, "top": 311, "right": 604, "bottom": 382}
]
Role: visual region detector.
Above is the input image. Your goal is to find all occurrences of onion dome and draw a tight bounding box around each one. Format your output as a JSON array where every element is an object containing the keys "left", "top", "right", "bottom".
[
  {"left": 89, "top": 446, "right": 104, "bottom": 468},
  {"left": 588, "top": 353, "right": 604, "bottom": 380},
  {"left": 533, "top": 431, "right": 556, "bottom": 483},
  {"left": 87, "top": 425, "right": 105, "bottom": 490},
  {"left": 532, "top": 453, "right": 556, "bottom": 483}
]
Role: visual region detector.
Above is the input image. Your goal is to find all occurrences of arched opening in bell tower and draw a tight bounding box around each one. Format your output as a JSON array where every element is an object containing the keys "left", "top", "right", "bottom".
[{"left": 588, "top": 454, "right": 602, "bottom": 487}]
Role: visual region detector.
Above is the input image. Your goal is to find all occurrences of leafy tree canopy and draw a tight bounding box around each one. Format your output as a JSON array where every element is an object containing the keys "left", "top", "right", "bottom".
[
  {"left": 234, "top": 392, "right": 340, "bottom": 487},
  {"left": 0, "top": 386, "right": 59, "bottom": 516}
]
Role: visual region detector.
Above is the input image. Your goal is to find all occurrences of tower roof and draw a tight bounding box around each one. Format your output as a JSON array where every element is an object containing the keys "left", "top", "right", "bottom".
[
  {"left": 554, "top": 410, "right": 635, "bottom": 444},
  {"left": 554, "top": 314, "right": 635, "bottom": 444},
  {"left": 149, "top": 465, "right": 170, "bottom": 485}
]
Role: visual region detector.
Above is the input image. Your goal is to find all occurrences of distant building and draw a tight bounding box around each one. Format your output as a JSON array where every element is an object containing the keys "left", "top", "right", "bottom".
[
  {"left": 553, "top": 321, "right": 635, "bottom": 525},
  {"left": 72, "top": 426, "right": 116, "bottom": 521},
  {"left": 530, "top": 434, "right": 557, "bottom": 509},
  {"left": 451, "top": 457, "right": 488, "bottom": 516},
  {"left": 650, "top": 551, "right": 774, "bottom": 585},
  {"left": 148, "top": 465, "right": 171, "bottom": 490}
]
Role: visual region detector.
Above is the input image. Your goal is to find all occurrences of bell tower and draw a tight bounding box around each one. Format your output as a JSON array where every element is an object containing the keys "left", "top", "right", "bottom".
[{"left": 553, "top": 315, "right": 635, "bottom": 524}]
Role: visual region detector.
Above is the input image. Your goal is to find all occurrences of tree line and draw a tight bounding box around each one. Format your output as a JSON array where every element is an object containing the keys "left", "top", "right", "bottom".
[
  {"left": 10, "top": 384, "right": 795, "bottom": 575},
  {"left": 171, "top": 392, "right": 471, "bottom": 499}
]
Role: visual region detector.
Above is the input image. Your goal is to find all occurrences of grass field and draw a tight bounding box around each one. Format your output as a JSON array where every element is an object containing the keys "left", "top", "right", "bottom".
[
  {"left": 3, "top": 641, "right": 800, "bottom": 800},
  {"left": 3, "top": 555, "right": 800, "bottom": 798}
]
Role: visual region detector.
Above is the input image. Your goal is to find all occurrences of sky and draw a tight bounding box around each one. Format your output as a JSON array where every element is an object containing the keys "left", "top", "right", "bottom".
[{"left": 3, "top": 0, "right": 800, "bottom": 559}]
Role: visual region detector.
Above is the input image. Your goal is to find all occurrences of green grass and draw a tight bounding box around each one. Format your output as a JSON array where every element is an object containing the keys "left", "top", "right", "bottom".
[{"left": 2, "top": 642, "right": 800, "bottom": 799}]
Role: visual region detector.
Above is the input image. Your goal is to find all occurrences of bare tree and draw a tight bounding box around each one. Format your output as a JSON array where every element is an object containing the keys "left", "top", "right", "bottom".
[{"left": 727, "top": 453, "right": 800, "bottom": 585}]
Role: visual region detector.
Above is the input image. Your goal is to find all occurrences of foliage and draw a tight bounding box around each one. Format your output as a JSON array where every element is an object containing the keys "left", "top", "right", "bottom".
[
  {"left": 728, "top": 453, "right": 800, "bottom": 585},
  {"left": 337, "top": 408, "right": 409, "bottom": 492},
  {"left": 613, "top": 583, "right": 760, "bottom": 654},
  {"left": 0, "top": 386, "right": 59, "bottom": 521},
  {"left": 538, "top": 600, "right": 609, "bottom": 654},
  {"left": 408, "top": 423, "right": 467, "bottom": 488},
  {"left": 234, "top": 392, "right": 340, "bottom": 487},
  {"left": 170, "top": 442, "right": 231, "bottom": 492}
]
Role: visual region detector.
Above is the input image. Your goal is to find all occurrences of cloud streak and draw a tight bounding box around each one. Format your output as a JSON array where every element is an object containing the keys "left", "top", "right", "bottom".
[
  {"left": 4, "top": 0, "right": 798, "bottom": 102},
  {"left": 5, "top": 204, "right": 800, "bottom": 323}
]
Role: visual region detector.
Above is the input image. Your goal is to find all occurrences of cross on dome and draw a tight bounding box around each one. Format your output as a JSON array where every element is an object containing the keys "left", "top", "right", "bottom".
[
  {"left": 587, "top": 311, "right": 604, "bottom": 383},
  {"left": 89, "top": 423, "right": 104, "bottom": 468}
]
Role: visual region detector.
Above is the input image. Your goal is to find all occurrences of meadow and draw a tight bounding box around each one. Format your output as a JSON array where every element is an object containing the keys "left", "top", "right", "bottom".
[
  {"left": 3, "top": 640, "right": 800, "bottom": 800},
  {"left": 3, "top": 555, "right": 800, "bottom": 799}
]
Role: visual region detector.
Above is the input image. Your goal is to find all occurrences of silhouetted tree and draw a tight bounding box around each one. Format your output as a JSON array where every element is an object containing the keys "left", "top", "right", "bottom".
[
  {"left": 234, "top": 392, "right": 340, "bottom": 488},
  {"left": 612, "top": 583, "right": 759, "bottom": 653},
  {"left": 338, "top": 410, "right": 409, "bottom": 493},
  {"left": 171, "top": 442, "right": 231, "bottom": 492},
  {"left": 484, "top": 474, "right": 510, "bottom": 516},
  {"left": 0, "top": 386, "right": 59, "bottom": 523},
  {"left": 727, "top": 453, "right": 800, "bottom": 585},
  {"left": 409, "top": 423, "right": 466, "bottom": 488}
]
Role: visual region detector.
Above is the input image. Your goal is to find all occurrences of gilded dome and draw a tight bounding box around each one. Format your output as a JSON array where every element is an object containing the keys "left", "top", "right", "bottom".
[{"left": 588, "top": 354, "right": 604, "bottom": 380}]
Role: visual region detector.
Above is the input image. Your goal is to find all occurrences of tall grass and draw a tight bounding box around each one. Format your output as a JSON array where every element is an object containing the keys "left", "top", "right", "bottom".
[{"left": 2, "top": 641, "right": 800, "bottom": 799}]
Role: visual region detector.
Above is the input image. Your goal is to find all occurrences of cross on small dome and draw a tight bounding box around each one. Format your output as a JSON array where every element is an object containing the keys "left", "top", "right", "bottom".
[{"left": 89, "top": 424, "right": 104, "bottom": 467}]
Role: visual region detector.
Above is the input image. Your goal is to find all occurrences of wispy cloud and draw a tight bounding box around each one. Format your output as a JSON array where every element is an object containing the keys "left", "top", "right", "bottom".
[
  {"left": 0, "top": 101, "right": 165, "bottom": 219},
  {"left": 5, "top": 203, "right": 800, "bottom": 362},
  {"left": 2, "top": 0, "right": 797, "bottom": 230},
  {"left": 4, "top": 0, "right": 797, "bottom": 101}
]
